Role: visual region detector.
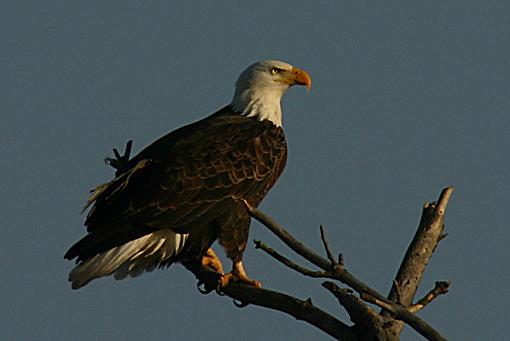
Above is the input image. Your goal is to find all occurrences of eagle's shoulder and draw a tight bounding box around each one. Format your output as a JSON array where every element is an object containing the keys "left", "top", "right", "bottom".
[{"left": 135, "top": 106, "right": 284, "bottom": 164}]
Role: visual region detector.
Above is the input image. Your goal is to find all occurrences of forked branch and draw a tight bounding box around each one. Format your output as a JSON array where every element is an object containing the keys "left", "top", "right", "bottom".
[
  {"left": 243, "top": 188, "right": 453, "bottom": 340},
  {"left": 409, "top": 281, "right": 451, "bottom": 314}
]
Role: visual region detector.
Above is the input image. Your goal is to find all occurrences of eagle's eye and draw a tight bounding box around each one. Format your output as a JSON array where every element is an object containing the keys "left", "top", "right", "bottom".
[{"left": 270, "top": 67, "right": 281, "bottom": 75}]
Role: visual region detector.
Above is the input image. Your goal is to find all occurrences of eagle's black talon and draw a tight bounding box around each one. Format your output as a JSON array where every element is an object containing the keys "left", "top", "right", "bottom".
[
  {"left": 197, "top": 281, "right": 214, "bottom": 295},
  {"left": 112, "top": 139, "right": 132, "bottom": 162},
  {"left": 106, "top": 140, "right": 133, "bottom": 174},
  {"left": 124, "top": 140, "right": 133, "bottom": 158},
  {"left": 213, "top": 280, "right": 226, "bottom": 295},
  {"left": 233, "top": 299, "right": 250, "bottom": 308},
  {"left": 113, "top": 147, "right": 122, "bottom": 160}
]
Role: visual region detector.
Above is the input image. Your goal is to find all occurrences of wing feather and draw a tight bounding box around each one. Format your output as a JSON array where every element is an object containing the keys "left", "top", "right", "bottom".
[{"left": 67, "top": 112, "right": 287, "bottom": 263}]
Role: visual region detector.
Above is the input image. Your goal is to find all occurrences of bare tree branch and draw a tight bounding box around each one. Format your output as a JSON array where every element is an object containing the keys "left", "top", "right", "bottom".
[
  {"left": 187, "top": 189, "right": 454, "bottom": 341},
  {"left": 409, "top": 281, "right": 451, "bottom": 314},
  {"left": 245, "top": 199, "right": 449, "bottom": 341},
  {"left": 255, "top": 237, "right": 448, "bottom": 340},
  {"left": 320, "top": 225, "right": 338, "bottom": 266},
  {"left": 383, "top": 187, "right": 454, "bottom": 335},
  {"left": 254, "top": 240, "right": 329, "bottom": 278},
  {"left": 255, "top": 238, "right": 448, "bottom": 340},
  {"left": 244, "top": 200, "right": 331, "bottom": 270},
  {"left": 186, "top": 265, "right": 357, "bottom": 341}
]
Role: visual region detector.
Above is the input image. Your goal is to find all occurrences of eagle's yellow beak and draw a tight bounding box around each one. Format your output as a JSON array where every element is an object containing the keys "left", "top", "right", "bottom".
[{"left": 289, "top": 67, "right": 312, "bottom": 91}]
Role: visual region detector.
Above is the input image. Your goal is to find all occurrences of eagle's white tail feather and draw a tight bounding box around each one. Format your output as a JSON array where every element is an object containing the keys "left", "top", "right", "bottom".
[{"left": 69, "top": 230, "right": 188, "bottom": 289}]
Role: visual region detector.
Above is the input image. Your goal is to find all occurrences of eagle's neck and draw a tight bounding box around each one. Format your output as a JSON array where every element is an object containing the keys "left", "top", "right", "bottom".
[{"left": 231, "top": 87, "right": 286, "bottom": 127}]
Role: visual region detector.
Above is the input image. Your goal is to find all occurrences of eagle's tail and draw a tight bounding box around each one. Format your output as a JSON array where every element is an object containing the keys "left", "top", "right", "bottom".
[{"left": 68, "top": 230, "right": 188, "bottom": 289}]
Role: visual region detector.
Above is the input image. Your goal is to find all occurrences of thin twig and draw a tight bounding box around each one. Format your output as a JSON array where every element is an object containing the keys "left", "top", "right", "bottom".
[
  {"left": 244, "top": 200, "right": 330, "bottom": 270},
  {"left": 254, "top": 240, "right": 329, "bottom": 278},
  {"left": 409, "top": 281, "right": 451, "bottom": 313},
  {"left": 337, "top": 253, "right": 344, "bottom": 267},
  {"left": 320, "top": 225, "right": 338, "bottom": 266}
]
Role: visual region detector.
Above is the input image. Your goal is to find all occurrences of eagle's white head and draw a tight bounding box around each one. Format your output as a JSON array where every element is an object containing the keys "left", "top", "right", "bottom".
[{"left": 231, "top": 60, "right": 311, "bottom": 127}]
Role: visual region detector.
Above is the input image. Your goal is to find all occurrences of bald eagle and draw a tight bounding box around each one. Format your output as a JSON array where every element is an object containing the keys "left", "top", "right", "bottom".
[{"left": 64, "top": 60, "right": 311, "bottom": 289}]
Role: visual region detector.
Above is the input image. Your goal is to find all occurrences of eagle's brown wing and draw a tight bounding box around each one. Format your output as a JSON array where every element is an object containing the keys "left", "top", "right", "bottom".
[{"left": 64, "top": 113, "right": 287, "bottom": 262}]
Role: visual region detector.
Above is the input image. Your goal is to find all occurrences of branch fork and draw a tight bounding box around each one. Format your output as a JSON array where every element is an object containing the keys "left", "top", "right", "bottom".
[{"left": 241, "top": 188, "right": 454, "bottom": 340}]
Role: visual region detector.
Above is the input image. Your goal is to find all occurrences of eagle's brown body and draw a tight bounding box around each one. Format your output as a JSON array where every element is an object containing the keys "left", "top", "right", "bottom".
[{"left": 64, "top": 106, "right": 287, "bottom": 287}]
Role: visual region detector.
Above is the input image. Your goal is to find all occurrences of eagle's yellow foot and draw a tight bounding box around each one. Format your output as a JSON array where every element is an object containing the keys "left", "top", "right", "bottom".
[
  {"left": 201, "top": 248, "right": 224, "bottom": 274},
  {"left": 219, "top": 260, "right": 262, "bottom": 288}
]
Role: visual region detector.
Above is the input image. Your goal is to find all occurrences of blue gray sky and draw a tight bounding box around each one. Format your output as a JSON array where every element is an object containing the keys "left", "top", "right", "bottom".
[{"left": 2, "top": 1, "right": 509, "bottom": 340}]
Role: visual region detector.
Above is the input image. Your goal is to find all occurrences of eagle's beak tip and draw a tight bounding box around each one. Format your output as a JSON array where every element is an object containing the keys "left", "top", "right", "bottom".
[{"left": 291, "top": 67, "right": 312, "bottom": 91}]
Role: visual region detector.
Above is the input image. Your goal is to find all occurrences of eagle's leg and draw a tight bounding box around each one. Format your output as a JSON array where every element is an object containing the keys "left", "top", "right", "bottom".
[
  {"left": 217, "top": 204, "right": 261, "bottom": 288},
  {"left": 201, "top": 248, "right": 224, "bottom": 274},
  {"left": 220, "top": 260, "right": 262, "bottom": 288}
]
